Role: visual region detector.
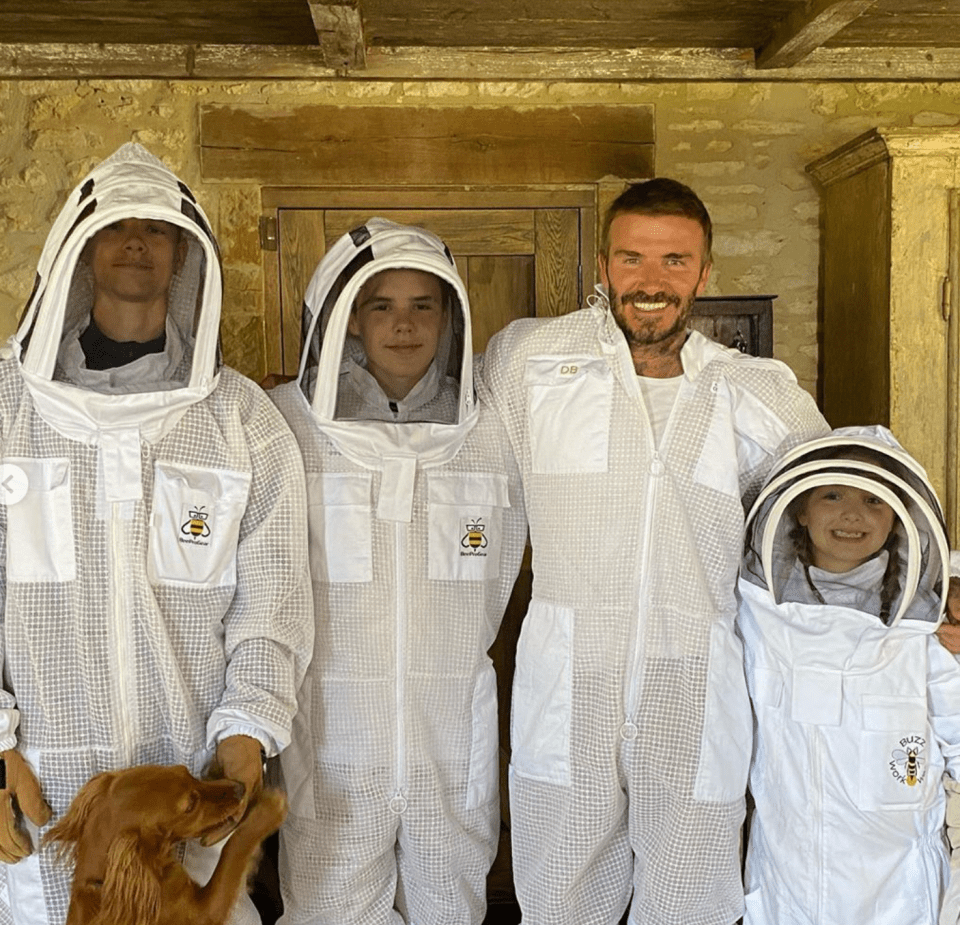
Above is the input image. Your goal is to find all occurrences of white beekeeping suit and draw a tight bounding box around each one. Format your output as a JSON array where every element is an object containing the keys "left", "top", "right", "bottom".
[
  {"left": 0, "top": 143, "right": 313, "bottom": 925},
  {"left": 270, "top": 218, "right": 527, "bottom": 925},
  {"left": 738, "top": 426, "right": 960, "bottom": 925},
  {"left": 480, "top": 298, "right": 829, "bottom": 925}
]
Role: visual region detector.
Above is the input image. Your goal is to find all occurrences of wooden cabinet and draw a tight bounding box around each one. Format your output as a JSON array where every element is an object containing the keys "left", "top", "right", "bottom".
[
  {"left": 690, "top": 295, "right": 774, "bottom": 358},
  {"left": 807, "top": 128, "right": 960, "bottom": 536}
]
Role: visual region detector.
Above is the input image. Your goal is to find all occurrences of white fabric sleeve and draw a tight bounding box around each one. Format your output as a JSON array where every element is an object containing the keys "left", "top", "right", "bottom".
[
  {"left": 206, "top": 391, "right": 314, "bottom": 759},
  {"left": 927, "top": 636, "right": 960, "bottom": 782}
]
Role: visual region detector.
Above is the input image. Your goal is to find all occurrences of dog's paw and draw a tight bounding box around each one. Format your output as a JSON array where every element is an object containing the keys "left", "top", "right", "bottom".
[{"left": 242, "top": 788, "right": 287, "bottom": 838}]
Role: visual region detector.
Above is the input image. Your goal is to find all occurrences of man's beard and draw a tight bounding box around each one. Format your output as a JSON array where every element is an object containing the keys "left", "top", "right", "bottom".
[{"left": 608, "top": 285, "right": 695, "bottom": 348}]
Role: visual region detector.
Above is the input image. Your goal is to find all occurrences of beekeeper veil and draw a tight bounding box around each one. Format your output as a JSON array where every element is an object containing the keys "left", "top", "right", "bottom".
[
  {"left": 13, "top": 143, "right": 222, "bottom": 443},
  {"left": 298, "top": 218, "right": 470, "bottom": 425},
  {"left": 295, "top": 218, "right": 477, "bottom": 522},
  {"left": 741, "top": 425, "right": 949, "bottom": 627}
]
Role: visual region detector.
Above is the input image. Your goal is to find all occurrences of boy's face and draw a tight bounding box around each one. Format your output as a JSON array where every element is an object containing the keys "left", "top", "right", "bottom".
[
  {"left": 798, "top": 484, "right": 896, "bottom": 573},
  {"left": 348, "top": 268, "right": 446, "bottom": 400},
  {"left": 88, "top": 218, "right": 184, "bottom": 308}
]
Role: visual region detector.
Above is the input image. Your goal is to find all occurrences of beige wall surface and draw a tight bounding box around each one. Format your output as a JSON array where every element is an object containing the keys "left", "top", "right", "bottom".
[{"left": 2, "top": 78, "right": 959, "bottom": 391}]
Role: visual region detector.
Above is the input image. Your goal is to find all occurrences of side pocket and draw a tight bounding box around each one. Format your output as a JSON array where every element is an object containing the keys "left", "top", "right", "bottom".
[
  {"left": 510, "top": 600, "right": 573, "bottom": 786},
  {"left": 525, "top": 357, "right": 612, "bottom": 474},
  {"left": 6, "top": 458, "right": 76, "bottom": 583},
  {"left": 307, "top": 472, "right": 373, "bottom": 584},
  {"left": 465, "top": 661, "right": 499, "bottom": 810},
  {"left": 147, "top": 462, "right": 251, "bottom": 587},
  {"left": 427, "top": 473, "right": 509, "bottom": 582},
  {"left": 694, "top": 620, "right": 752, "bottom": 803}
]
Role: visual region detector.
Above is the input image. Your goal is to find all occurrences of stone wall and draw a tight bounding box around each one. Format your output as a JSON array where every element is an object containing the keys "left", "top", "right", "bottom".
[{"left": 2, "top": 77, "right": 959, "bottom": 393}]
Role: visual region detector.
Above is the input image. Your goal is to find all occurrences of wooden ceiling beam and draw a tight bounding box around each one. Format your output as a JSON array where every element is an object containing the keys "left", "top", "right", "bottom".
[
  {"left": 756, "top": 0, "right": 879, "bottom": 70},
  {"left": 306, "top": 0, "right": 365, "bottom": 70},
  {"left": 7, "top": 42, "right": 960, "bottom": 82}
]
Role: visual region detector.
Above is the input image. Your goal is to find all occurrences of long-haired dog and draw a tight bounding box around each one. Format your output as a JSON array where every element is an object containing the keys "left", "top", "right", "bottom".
[{"left": 45, "top": 764, "right": 286, "bottom": 925}]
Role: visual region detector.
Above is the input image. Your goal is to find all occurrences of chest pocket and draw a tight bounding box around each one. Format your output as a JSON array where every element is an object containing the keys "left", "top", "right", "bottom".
[
  {"left": 428, "top": 473, "right": 509, "bottom": 581},
  {"left": 307, "top": 472, "right": 372, "bottom": 584},
  {"left": 525, "top": 357, "right": 612, "bottom": 474},
  {"left": 5, "top": 457, "right": 76, "bottom": 583},
  {"left": 857, "top": 696, "right": 939, "bottom": 812},
  {"left": 148, "top": 462, "right": 251, "bottom": 587}
]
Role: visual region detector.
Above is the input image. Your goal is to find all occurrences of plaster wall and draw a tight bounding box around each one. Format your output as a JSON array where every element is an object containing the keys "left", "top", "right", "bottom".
[{"left": 1, "top": 78, "right": 958, "bottom": 393}]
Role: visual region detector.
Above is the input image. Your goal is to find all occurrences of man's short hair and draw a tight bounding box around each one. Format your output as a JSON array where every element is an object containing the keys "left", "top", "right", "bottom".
[{"left": 601, "top": 178, "right": 713, "bottom": 264}]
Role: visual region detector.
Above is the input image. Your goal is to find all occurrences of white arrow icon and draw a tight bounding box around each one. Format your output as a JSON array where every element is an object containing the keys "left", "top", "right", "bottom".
[{"left": 0, "top": 465, "right": 27, "bottom": 505}]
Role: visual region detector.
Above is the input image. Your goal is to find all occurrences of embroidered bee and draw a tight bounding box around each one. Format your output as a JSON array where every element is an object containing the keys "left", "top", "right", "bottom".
[
  {"left": 182, "top": 506, "right": 211, "bottom": 538},
  {"left": 461, "top": 518, "right": 487, "bottom": 549},
  {"left": 892, "top": 746, "right": 924, "bottom": 786}
]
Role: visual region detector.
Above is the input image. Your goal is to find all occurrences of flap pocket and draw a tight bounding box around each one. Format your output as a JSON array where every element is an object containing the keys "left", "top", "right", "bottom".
[
  {"left": 5, "top": 457, "right": 75, "bottom": 583},
  {"left": 858, "top": 695, "right": 935, "bottom": 811},
  {"left": 511, "top": 600, "right": 573, "bottom": 785},
  {"left": 428, "top": 473, "right": 509, "bottom": 508},
  {"left": 525, "top": 356, "right": 612, "bottom": 474},
  {"left": 428, "top": 473, "right": 508, "bottom": 581},
  {"left": 148, "top": 462, "right": 251, "bottom": 587},
  {"left": 308, "top": 472, "right": 372, "bottom": 584}
]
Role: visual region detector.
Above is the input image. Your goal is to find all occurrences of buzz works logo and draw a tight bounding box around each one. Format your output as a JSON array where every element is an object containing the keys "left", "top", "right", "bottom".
[
  {"left": 180, "top": 504, "right": 212, "bottom": 547},
  {"left": 460, "top": 517, "right": 489, "bottom": 558},
  {"left": 889, "top": 736, "right": 926, "bottom": 787}
]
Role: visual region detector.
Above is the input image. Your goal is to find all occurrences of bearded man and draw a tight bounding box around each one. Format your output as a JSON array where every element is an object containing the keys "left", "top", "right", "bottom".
[{"left": 480, "top": 178, "right": 829, "bottom": 925}]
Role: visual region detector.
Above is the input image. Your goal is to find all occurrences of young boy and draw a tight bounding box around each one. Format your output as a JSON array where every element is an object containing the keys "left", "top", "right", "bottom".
[{"left": 270, "top": 218, "right": 526, "bottom": 924}]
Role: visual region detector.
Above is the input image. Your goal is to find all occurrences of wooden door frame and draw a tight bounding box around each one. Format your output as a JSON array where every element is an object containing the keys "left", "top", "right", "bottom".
[{"left": 260, "top": 185, "right": 600, "bottom": 377}]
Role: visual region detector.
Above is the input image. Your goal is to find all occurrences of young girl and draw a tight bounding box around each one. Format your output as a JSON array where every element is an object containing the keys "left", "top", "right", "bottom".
[{"left": 738, "top": 425, "right": 960, "bottom": 925}]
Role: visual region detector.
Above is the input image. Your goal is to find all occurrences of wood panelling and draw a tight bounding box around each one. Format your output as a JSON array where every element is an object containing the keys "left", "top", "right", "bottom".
[
  {"left": 276, "top": 209, "right": 327, "bottom": 374},
  {"left": 0, "top": 1, "right": 318, "bottom": 45},
  {"left": 6, "top": 0, "right": 960, "bottom": 81},
  {"left": 534, "top": 209, "right": 582, "bottom": 319},
  {"left": 201, "top": 105, "right": 654, "bottom": 186},
  {"left": 322, "top": 210, "right": 536, "bottom": 255},
  {"left": 359, "top": 0, "right": 798, "bottom": 49}
]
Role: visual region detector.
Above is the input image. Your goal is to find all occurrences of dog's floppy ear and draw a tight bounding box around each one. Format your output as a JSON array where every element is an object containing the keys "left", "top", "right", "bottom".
[
  {"left": 95, "top": 830, "right": 161, "bottom": 925},
  {"left": 44, "top": 772, "right": 115, "bottom": 857}
]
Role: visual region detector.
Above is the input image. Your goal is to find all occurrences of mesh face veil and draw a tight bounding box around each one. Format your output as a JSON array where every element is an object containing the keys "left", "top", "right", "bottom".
[
  {"left": 741, "top": 425, "right": 949, "bottom": 627},
  {"left": 297, "top": 218, "right": 471, "bottom": 427},
  {"left": 15, "top": 143, "right": 222, "bottom": 399}
]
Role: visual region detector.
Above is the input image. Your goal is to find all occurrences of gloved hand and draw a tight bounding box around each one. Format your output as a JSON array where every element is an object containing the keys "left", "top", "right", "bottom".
[
  {"left": 946, "top": 777, "right": 960, "bottom": 853},
  {"left": 200, "top": 735, "right": 264, "bottom": 846},
  {"left": 0, "top": 750, "right": 52, "bottom": 863}
]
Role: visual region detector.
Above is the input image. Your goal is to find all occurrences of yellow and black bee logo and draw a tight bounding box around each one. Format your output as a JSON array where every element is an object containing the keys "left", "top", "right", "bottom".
[
  {"left": 461, "top": 518, "right": 488, "bottom": 550},
  {"left": 890, "top": 736, "right": 926, "bottom": 787},
  {"left": 181, "top": 505, "right": 211, "bottom": 539}
]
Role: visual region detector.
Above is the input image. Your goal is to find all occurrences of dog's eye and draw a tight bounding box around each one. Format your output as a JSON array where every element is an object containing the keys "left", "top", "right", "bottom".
[{"left": 183, "top": 791, "right": 199, "bottom": 814}]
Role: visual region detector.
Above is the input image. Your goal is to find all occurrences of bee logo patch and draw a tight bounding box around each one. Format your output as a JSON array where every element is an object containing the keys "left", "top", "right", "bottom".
[
  {"left": 180, "top": 504, "right": 212, "bottom": 547},
  {"left": 460, "top": 517, "right": 488, "bottom": 557},
  {"left": 889, "top": 736, "right": 926, "bottom": 787}
]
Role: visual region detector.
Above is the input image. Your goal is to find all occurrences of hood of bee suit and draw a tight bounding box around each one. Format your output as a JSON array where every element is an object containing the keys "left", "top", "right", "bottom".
[
  {"left": 295, "top": 218, "right": 479, "bottom": 500},
  {"left": 12, "top": 142, "right": 223, "bottom": 444},
  {"left": 741, "top": 425, "right": 950, "bottom": 630}
]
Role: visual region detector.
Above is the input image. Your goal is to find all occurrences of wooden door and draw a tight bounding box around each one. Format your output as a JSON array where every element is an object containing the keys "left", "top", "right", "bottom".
[{"left": 261, "top": 188, "right": 597, "bottom": 377}]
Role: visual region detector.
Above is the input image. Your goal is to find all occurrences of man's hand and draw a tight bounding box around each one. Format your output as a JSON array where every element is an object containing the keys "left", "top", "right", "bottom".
[
  {"left": 0, "top": 750, "right": 51, "bottom": 863},
  {"left": 938, "top": 577, "right": 960, "bottom": 655},
  {"left": 200, "top": 734, "right": 264, "bottom": 846}
]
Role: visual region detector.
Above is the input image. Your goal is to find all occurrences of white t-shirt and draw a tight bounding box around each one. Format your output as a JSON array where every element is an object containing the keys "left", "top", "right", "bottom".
[{"left": 637, "top": 374, "right": 683, "bottom": 447}]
